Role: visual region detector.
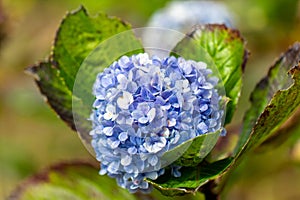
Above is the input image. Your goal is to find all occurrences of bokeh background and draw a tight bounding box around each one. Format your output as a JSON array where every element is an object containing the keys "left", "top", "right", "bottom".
[{"left": 1, "top": 0, "right": 300, "bottom": 199}]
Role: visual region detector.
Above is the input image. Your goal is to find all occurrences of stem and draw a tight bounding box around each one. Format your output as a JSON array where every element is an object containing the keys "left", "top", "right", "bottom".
[{"left": 201, "top": 181, "right": 220, "bottom": 200}]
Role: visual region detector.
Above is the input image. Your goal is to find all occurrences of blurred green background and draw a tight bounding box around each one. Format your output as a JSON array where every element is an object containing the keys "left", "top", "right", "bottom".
[{"left": 1, "top": 0, "right": 300, "bottom": 199}]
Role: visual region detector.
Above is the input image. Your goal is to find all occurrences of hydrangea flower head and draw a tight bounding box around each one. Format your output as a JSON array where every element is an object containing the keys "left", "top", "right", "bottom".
[{"left": 90, "top": 53, "right": 225, "bottom": 193}]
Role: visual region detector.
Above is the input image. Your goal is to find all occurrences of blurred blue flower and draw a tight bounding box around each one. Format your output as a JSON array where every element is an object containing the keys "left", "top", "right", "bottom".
[{"left": 90, "top": 53, "right": 225, "bottom": 193}]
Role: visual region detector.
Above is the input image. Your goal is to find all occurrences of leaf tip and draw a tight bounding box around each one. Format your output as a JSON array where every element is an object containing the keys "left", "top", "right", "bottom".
[
  {"left": 288, "top": 61, "right": 300, "bottom": 76},
  {"left": 68, "top": 4, "right": 88, "bottom": 16},
  {"left": 25, "top": 63, "right": 43, "bottom": 81}
]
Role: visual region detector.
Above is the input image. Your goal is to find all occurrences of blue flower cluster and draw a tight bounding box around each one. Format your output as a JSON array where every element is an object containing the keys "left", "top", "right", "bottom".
[{"left": 90, "top": 53, "right": 224, "bottom": 193}]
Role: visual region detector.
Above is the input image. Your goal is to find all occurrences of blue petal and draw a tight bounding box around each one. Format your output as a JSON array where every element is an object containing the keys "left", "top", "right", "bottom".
[
  {"left": 161, "top": 90, "right": 173, "bottom": 100},
  {"left": 171, "top": 166, "right": 182, "bottom": 178},
  {"left": 148, "top": 155, "right": 158, "bottom": 166},
  {"left": 128, "top": 146, "right": 137, "bottom": 155},
  {"left": 107, "top": 161, "right": 120, "bottom": 173},
  {"left": 118, "top": 55, "right": 132, "bottom": 69},
  {"left": 140, "top": 181, "right": 149, "bottom": 189},
  {"left": 137, "top": 102, "right": 150, "bottom": 114},
  {"left": 131, "top": 110, "right": 143, "bottom": 120},
  {"left": 101, "top": 74, "right": 115, "bottom": 88},
  {"left": 199, "top": 103, "right": 208, "bottom": 112},
  {"left": 197, "top": 122, "right": 208, "bottom": 134},
  {"left": 151, "top": 55, "right": 161, "bottom": 66},
  {"left": 141, "top": 87, "right": 156, "bottom": 101}
]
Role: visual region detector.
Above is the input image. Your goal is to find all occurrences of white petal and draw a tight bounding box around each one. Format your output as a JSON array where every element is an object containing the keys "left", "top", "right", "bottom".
[
  {"left": 103, "top": 113, "right": 112, "bottom": 120},
  {"left": 123, "top": 91, "right": 134, "bottom": 103},
  {"left": 146, "top": 171, "right": 158, "bottom": 180},
  {"left": 128, "top": 146, "right": 137, "bottom": 155},
  {"left": 110, "top": 140, "right": 120, "bottom": 149},
  {"left": 197, "top": 122, "right": 208, "bottom": 133},
  {"left": 196, "top": 61, "right": 207, "bottom": 69},
  {"left": 118, "top": 132, "right": 128, "bottom": 142},
  {"left": 147, "top": 108, "right": 156, "bottom": 122},
  {"left": 117, "top": 74, "right": 127, "bottom": 83},
  {"left": 117, "top": 91, "right": 133, "bottom": 110},
  {"left": 168, "top": 118, "right": 176, "bottom": 127},
  {"left": 99, "top": 168, "right": 107, "bottom": 175},
  {"left": 128, "top": 70, "right": 133, "bottom": 81},
  {"left": 138, "top": 117, "right": 149, "bottom": 124},
  {"left": 175, "top": 80, "right": 182, "bottom": 89},
  {"left": 162, "top": 128, "right": 170, "bottom": 137},
  {"left": 158, "top": 137, "right": 167, "bottom": 148},
  {"left": 103, "top": 127, "right": 113, "bottom": 136},
  {"left": 138, "top": 53, "right": 150, "bottom": 65},
  {"left": 121, "top": 155, "right": 132, "bottom": 166}
]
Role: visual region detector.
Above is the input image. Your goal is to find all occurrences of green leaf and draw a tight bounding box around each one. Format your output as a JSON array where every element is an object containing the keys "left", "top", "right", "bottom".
[
  {"left": 147, "top": 158, "right": 233, "bottom": 196},
  {"left": 234, "top": 42, "right": 300, "bottom": 156},
  {"left": 27, "top": 6, "right": 143, "bottom": 153},
  {"left": 53, "top": 6, "right": 136, "bottom": 91},
  {"left": 9, "top": 161, "right": 138, "bottom": 200},
  {"left": 236, "top": 63, "right": 300, "bottom": 158},
  {"left": 161, "top": 130, "right": 221, "bottom": 167},
  {"left": 27, "top": 62, "right": 74, "bottom": 129},
  {"left": 172, "top": 24, "right": 248, "bottom": 124},
  {"left": 257, "top": 108, "right": 300, "bottom": 151},
  {"left": 215, "top": 43, "right": 300, "bottom": 195}
]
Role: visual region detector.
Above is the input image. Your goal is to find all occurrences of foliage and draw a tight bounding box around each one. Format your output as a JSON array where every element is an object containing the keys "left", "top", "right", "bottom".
[
  {"left": 8, "top": 161, "right": 138, "bottom": 200},
  {"left": 16, "top": 6, "right": 300, "bottom": 200}
]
